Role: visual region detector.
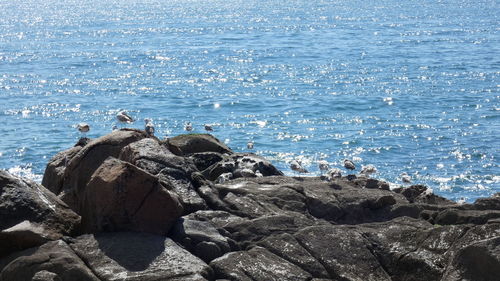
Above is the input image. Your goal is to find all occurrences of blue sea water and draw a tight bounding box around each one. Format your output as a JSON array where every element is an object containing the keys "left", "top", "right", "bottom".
[{"left": 0, "top": 0, "right": 498, "bottom": 202}]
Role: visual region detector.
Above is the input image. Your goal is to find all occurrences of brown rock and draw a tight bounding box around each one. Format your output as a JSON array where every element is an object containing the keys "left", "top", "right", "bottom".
[
  {"left": 59, "top": 129, "right": 147, "bottom": 212},
  {"left": 81, "top": 157, "right": 183, "bottom": 235},
  {"left": 165, "top": 134, "right": 232, "bottom": 156}
]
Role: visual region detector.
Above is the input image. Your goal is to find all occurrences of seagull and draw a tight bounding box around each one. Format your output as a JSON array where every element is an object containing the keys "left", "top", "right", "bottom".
[
  {"left": 318, "top": 160, "right": 330, "bottom": 172},
  {"left": 184, "top": 122, "right": 193, "bottom": 132},
  {"left": 116, "top": 111, "right": 134, "bottom": 125},
  {"left": 360, "top": 164, "right": 377, "bottom": 176},
  {"left": 204, "top": 124, "right": 213, "bottom": 132},
  {"left": 343, "top": 159, "right": 356, "bottom": 171},
  {"left": 326, "top": 168, "right": 342, "bottom": 180},
  {"left": 290, "top": 160, "right": 308, "bottom": 174},
  {"left": 401, "top": 172, "right": 411, "bottom": 183},
  {"left": 77, "top": 123, "right": 90, "bottom": 135},
  {"left": 247, "top": 141, "right": 254, "bottom": 150},
  {"left": 144, "top": 118, "right": 154, "bottom": 136}
]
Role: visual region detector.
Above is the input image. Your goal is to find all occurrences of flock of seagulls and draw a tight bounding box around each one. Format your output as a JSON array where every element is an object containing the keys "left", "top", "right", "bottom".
[{"left": 77, "top": 110, "right": 415, "bottom": 185}]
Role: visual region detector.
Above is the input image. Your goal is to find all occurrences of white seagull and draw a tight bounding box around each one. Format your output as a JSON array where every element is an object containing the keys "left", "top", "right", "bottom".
[
  {"left": 77, "top": 123, "right": 90, "bottom": 137},
  {"left": 290, "top": 160, "right": 308, "bottom": 174},
  {"left": 184, "top": 122, "right": 193, "bottom": 132},
  {"left": 326, "top": 168, "right": 342, "bottom": 180},
  {"left": 343, "top": 159, "right": 356, "bottom": 171},
  {"left": 401, "top": 172, "right": 412, "bottom": 184},
  {"left": 116, "top": 111, "right": 134, "bottom": 125},
  {"left": 318, "top": 160, "right": 330, "bottom": 172},
  {"left": 360, "top": 164, "right": 377, "bottom": 176},
  {"left": 247, "top": 141, "right": 254, "bottom": 150},
  {"left": 144, "top": 118, "right": 154, "bottom": 136}
]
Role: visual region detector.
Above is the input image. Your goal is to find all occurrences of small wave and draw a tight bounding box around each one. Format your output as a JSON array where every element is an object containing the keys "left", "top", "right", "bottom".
[{"left": 7, "top": 164, "right": 43, "bottom": 183}]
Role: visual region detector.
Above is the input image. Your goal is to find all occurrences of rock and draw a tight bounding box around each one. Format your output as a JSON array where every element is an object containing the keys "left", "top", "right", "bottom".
[
  {"left": 0, "top": 240, "right": 99, "bottom": 281},
  {"left": 210, "top": 246, "right": 311, "bottom": 281},
  {"left": 394, "top": 184, "right": 455, "bottom": 205},
  {"left": 442, "top": 236, "right": 500, "bottom": 281},
  {"left": 170, "top": 217, "right": 231, "bottom": 262},
  {"left": 294, "top": 225, "right": 391, "bottom": 281},
  {"left": 58, "top": 129, "right": 147, "bottom": 211},
  {"left": 190, "top": 152, "right": 224, "bottom": 171},
  {"left": 165, "top": 134, "right": 232, "bottom": 156},
  {"left": 41, "top": 145, "right": 82, "bottom": 195},
  {"left": 68, "top": 232, "right": 213, "bottom": 281},
  {"left": 119, "top": 138, "right": 207, "bottom": 213},
  {"left": 80, "top": 157, "right": 183, "bottom": 235},
  {"left": 434, "top": 208, "right": 500, "bottom": 225},
  {"left": 203, "top": 153, "right": 283, "bottom": 181},
  {"left": 0, "top": 171, "right": 80, "bottom": 257}
]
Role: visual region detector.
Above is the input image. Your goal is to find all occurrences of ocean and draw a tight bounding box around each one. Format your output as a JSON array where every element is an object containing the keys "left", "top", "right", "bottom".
[{"left": 0, "top": 0, "right": 498, "bottom": 202}]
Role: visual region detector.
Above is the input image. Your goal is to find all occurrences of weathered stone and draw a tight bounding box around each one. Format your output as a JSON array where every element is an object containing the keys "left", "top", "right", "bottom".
[
  {"left": 81, "top": 157, "right": 183, "bottom": 235},
  {"left": 69, "top": 232, "right": 212, "bottom": 281},
  {"left": 0, "top": 171, "right": 80, "bottom": 257},
  {"left": 119, "top": 138, "right": 207, "bottom": 213},
  {"left": 58, "top": 129, "right": 147, "bottom": 212},
  {"left": 210, "top": 246, "right": 311, "bottom": 281},
  {"left": 190, "top": 152, "right": 224, "bottom": 171},
  {"left": 42, "top": 145, "right": 82, "bottom": 195},
  {"left": 0, "top": 240, "right": 99, "bottom": 281},
  {"left": 166, "top": 134, "right": 232, "bottom": 156}
]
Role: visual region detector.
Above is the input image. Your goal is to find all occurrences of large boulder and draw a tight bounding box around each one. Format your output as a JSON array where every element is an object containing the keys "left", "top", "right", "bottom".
[
  {"left": 119, "top": 138, "right": 207, "bottom": 213},
  {"left": 80, "top": 157, "right": 183, "bottom": 235},
  {"left": 165, "top": 134, "right": 232, "bottom": 156},
  {"left": 41, "top": 145, "right": 83, "bottom": 195},
  {"left": 58, "top": 129, "right": 147, "bottom": 212},
  {"left": 68, "top": 232, "right": 213, "bottom": 281},
  {"left": 0, "top": 240, "right": 99, "bottom": 281},
  {"left": 0, "top": 171, "right": 80, "bottom": 257}
]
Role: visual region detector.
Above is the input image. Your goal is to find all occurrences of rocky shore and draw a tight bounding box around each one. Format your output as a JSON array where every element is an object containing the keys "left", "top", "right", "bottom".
[{"left": 1, "top": 129, "right": 499, "bottom": 281}]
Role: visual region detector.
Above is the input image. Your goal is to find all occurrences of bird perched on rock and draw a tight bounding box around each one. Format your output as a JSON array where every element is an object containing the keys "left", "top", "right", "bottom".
[
  {"left": 318, "top": 160, "right": 330, "bottom": 172},
  {"left": 360, "top": 164, "right": 377, "bottom": 176},
  {"left": 144, "top": 118, "right": 154, "bottom": 136},
  {"left": 326, "top": 168, "right": 342, "bottom": 180},
  {"left": 247, "top": 141, "right": 254, "bottom": 150},
  {"left": 116, "top": 111, "right": 134, "bottom": 125},
  {"left": 204, "top": 124, "right": 213, "bottom": 132},
  {"left": 343, "top": 159, "right": 356, "bottom": 170},
  {"left": 290, "top": 160, "right": 308, "bottom": 174},
  {"left": 401, "top": 172, "right": 411, "bottom": 183},
  {"left": 77, "top": 123, "right": 90, "bottom": 135},
  {"left": 184, "top": 122, "right": 193, "bottom": 132}
]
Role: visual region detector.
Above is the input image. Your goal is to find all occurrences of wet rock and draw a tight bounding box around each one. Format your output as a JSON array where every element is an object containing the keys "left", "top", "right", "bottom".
[
  {"left": 210, "top": 246, "right": 311, "bottom": 281},
  {"left": 165, "top": 134, "right": 232, "bottom": 156},
  {"left": 0, "top": 240, "right": 99, "bottom": 281},
  {"left": 81, "top": 157, "right": 183, "bottom": 235},
  {"left": 69, "top": 232, "right": 213, "bottom": 281},
  {"left": 434, "top": 208, "right": 500, "bottom": 225},
  {"left": 190, "top": 152, "right": 224, "bottom": 171},
  {"left": 0, "top": 171, "right": 80, "bottom": 257}
]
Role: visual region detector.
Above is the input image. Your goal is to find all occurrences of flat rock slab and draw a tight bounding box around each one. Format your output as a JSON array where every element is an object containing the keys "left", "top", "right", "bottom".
[
  {"left": 210, "top": 246, "right": 311, "bottom": 281},
  {"left": 69, "top": 232, "right": 213, "bottom": 281},
  {"left": 166, "top": 134, "right": 232, "bottom": 156}
]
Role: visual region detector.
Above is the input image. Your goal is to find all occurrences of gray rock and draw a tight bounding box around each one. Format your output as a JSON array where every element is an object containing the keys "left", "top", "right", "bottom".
[
  {"left": 210, "top": 246, "right": 311, "bottom": 281},
  {"left": 0, "top": 240, "right": 99, "bottom": 281},
  {"left": 69, "top": 232, "right": 213, "bottom": 281},
  {"left": 203, "top": 153, "right": 283, "bottom": 181},
  {"left": 0, "top": 171, "right": 80, "bottom": 257}
]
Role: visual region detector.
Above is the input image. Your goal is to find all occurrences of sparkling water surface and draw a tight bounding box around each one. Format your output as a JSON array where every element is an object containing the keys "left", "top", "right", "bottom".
[{"left": 0, "top": 0, "right": 499, "bottom": 202}]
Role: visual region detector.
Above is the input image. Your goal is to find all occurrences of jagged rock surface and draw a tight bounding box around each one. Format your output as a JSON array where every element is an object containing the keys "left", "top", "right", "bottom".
[{"left": 1, "top": 131, "right": 499, "bottom": 281}]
